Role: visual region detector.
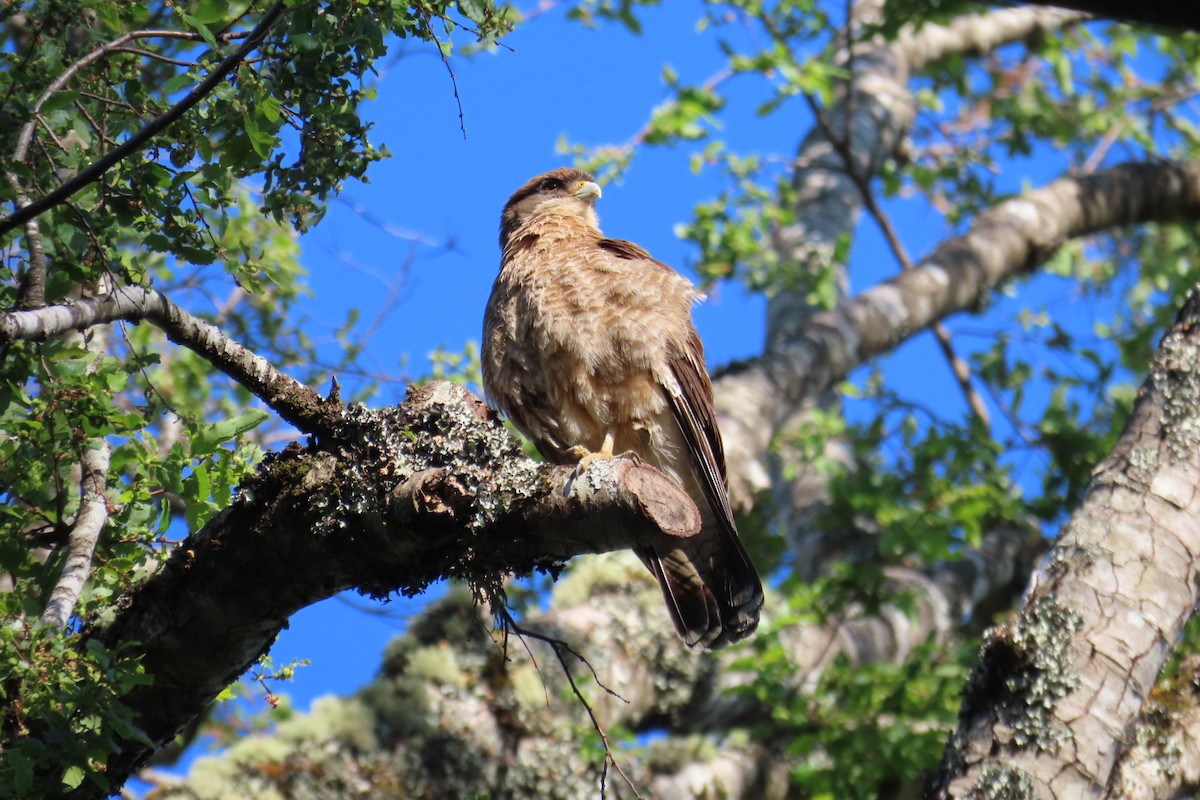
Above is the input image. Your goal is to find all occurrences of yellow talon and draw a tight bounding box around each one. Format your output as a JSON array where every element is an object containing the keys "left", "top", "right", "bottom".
[{"left": 572, "top": 431, "right": 618, "bottom": 471}]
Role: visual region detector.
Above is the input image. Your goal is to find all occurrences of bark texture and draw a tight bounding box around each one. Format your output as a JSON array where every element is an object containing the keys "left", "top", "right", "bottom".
[{"left": 930, "top": 290, "right": 1200, "bottom": 797}]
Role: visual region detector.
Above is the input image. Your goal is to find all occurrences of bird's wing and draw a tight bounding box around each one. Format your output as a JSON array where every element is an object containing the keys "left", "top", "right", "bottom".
[
  {"left": 663, "top": 332, "right": 764, "bottom": 643},
  {"left": 597, "top": 237, "right": 734, "bottom": 525},
  {"left": 664, "top": 331, "right": 734, "bottom": 528},
  {"left": 598, "top": 237, "right": 756, "bottom": 573}
]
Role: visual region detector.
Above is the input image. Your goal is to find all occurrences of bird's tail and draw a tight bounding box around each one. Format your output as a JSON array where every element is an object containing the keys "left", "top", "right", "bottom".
[{"left": 638, "top": 510, "right": 763, "bottom": 649}]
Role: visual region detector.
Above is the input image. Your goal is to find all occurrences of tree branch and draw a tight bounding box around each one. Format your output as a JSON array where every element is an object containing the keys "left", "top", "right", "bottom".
[
  {"left": 767, "top": 4, "right": 1086, "bottom": 346},
  {"left": 717, "top": 159, "right": 1200, "bottom": 509},
  {"left": 1001, "top": 1, "right": 1200, "bottom": 32},
  {"left": 40, "top": 440, "right": 110, "bottom": 629},
  {"left": 0, "top": 285, "right": 330, "bottom": 434},
  {"left": 929, "top": 288, "right": 1200, "bottom": 797},
  {"left": 136, "top": 518, "right": 1043, "bottom": 800},
  {"left": 54, "top": 381, "right": 705, "bottom": 798},
  {"left": 0, "top": 3, "right": 285, "bottom": 238}
]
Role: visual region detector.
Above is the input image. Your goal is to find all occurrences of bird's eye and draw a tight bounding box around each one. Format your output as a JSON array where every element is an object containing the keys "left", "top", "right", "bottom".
[{"left": 538, "top": 178, "right": 564, "bottom": 193}]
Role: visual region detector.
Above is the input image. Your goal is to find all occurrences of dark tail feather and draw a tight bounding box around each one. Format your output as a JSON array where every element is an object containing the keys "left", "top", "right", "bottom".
[{"left": 638, "top": 527, "right": 763, "bottom": 650}]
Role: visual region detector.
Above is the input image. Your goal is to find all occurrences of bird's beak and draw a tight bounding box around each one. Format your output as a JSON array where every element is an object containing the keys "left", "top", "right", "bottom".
[{"left": 574, "top": 180, "right": 602, "bottom": 201}]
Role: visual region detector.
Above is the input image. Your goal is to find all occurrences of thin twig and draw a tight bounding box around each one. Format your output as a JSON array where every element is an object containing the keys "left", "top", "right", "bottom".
[
  {"left": 423, "top": 13, "right": 466, "bottom": 139},
  {"left": 495, "top": 606, "right": 642, "bottom": 800},
  {"left": 107, "top": 46, "right": 201, "bottom": 68},
  {"left": 0, "top": 3, "right": 286, "bottom": 237},
  {"left": 78, "top": 90, "right": 145, "bottom": 115}
]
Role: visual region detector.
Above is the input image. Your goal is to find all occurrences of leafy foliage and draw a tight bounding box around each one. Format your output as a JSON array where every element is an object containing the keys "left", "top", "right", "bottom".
[
  {"left": 0, "top": 1, "right": 508, "bottom": 796},
  {"left": 0, "top": 628, "right": 149, "bottom": 797}
]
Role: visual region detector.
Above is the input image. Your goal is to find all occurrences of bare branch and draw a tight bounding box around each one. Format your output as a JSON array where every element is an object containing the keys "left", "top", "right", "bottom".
[
  {"left": 768, "top": 4, "right": 1087, "bottom": 345},
  {"left": 717, "top": 4, "right": 1088, "bottom": 511},
  {"left": 498, "top": 611, "right": 644, "bottom": 800},
  {"left": 40, "top": 440, "right": 111, "bottom": 629}
]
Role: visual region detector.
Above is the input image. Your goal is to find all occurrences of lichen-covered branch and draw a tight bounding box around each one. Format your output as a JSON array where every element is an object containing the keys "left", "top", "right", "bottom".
[
  {"left": 54, "top": 381, "right": 704, "bottom": 798},
  {"left": 929, "top": 289, "right": 1200, "bottom": 798}
]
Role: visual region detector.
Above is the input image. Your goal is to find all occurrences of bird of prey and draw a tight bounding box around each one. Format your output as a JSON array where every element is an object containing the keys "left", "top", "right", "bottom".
[{"left": 482, "top": 167, "right": 763, "bottom": 649}]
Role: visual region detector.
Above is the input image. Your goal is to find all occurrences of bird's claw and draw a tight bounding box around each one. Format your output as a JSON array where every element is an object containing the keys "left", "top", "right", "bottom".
[{"left": 569, "top": 431, "right": 639, "bottom": 473}]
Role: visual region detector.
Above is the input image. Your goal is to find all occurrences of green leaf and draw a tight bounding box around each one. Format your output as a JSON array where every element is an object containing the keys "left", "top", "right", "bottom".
[
  {"left": 242, "top": 113, "right": 278, "bottom": 158},
  {"left": 177, "top": 12, "right": 219, "bottom": 48},
  {"left": 62, "top": 766, "right": 86, "bottom": 790},
  {"left": 8, "top": 749, "right": 33, "bottom": 794},
  {"left": 39, "top": 90, "right": 79, "bottom": 113},
  {"left": 194, "top": 0, "right": 231, "bottom": 25},
  {"left": 103, "top": 368, "right": 128, "bottom": 393},
  {"left": 189, "top": 409, "right": 270, "bottom": 457}
]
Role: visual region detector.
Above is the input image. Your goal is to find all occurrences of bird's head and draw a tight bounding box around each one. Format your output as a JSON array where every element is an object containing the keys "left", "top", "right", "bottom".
[{"left": 499, "top": 168, "right": 602, "bottom": 250}]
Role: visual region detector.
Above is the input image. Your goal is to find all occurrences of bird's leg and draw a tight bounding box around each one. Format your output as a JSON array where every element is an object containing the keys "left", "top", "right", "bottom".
[{"left": 570, "top": 430, "right": 617, "bottom": 472}]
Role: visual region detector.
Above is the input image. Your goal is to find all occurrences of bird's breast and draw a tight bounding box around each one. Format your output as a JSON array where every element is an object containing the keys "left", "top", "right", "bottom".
[{"left": 485, "top": 238, "right": 693, "bottom": 458}]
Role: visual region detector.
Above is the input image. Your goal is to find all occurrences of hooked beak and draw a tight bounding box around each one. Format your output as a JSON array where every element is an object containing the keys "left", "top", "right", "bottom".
[{"left": 573, "top": 180, "right": 602, "bottom": 201}]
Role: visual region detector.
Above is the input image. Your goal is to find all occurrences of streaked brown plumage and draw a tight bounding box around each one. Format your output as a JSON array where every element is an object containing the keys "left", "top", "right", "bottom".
[{"left": 482, "top": 167, "right": 763, "bottom": 649}]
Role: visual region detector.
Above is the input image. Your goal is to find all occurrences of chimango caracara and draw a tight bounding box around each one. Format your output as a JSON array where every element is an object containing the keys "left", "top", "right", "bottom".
[{"left": 482, "top": 167, "right": 763, "bottom": 649}]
